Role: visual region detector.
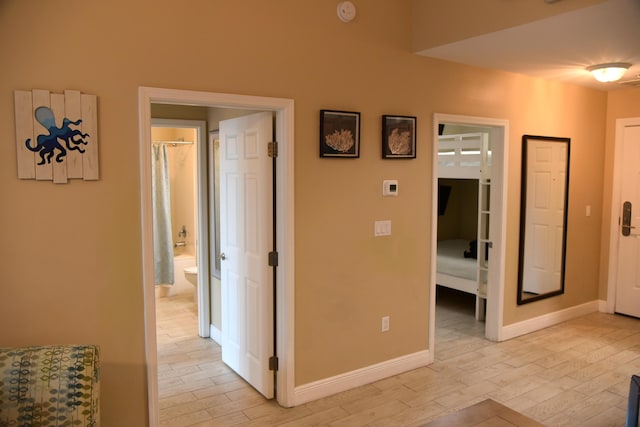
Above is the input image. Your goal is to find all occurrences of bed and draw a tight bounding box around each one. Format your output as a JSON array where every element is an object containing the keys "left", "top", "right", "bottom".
[
  {"left": 438, "top": 132, "right": 490, "bottom": 179},
  {"left": 436, "top": 239, "right": 488, "bottom": 320},
  {"left": 437, "top": 133, "right": 490, "bottom": 320},
  {"left": 436, "top": 239, "right": 479, "bottom": 294}
]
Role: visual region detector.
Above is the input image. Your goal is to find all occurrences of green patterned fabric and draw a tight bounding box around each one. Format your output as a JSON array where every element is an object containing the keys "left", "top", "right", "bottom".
[{"left": 0, "top": 345, "right": 99, "bottom": 427}]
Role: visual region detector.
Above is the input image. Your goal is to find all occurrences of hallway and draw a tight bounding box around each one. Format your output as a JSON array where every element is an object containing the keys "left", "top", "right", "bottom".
[{"left": 156, "top": 289, "right": 638, "bottom": 426}]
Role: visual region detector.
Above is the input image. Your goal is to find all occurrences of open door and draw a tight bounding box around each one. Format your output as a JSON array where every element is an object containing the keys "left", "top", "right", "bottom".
[{"left": 219, "top": 111, "right": 275, "bottom": 398}]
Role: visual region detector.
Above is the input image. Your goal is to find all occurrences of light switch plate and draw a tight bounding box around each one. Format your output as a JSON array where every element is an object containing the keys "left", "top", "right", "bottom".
[{"left": 374, "top": 220, "right": 391, "bottom": 236}]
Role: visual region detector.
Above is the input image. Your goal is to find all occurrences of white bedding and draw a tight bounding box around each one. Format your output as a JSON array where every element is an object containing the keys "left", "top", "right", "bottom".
[{"left": 436, "top": 239, "right": 477, "bottom": 281}]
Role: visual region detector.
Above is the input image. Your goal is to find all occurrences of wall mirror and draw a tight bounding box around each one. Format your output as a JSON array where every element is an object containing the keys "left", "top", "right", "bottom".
[{"left": 517, "top": 134, "right": 570, "bottom": 304}]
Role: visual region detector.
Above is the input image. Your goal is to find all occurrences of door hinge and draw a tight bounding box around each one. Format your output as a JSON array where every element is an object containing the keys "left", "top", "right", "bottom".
[
  {"left": 269, "top": 356, "right": 279, "bottom": 371},
  {"left": 268, "top": 251, "right": 278, "bottom": 267},
  {"left": 268, "top": 141, "right": 278, "bottom": 158}
]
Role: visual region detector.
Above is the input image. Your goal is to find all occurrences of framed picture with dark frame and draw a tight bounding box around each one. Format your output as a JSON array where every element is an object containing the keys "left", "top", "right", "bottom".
[
  {"left": 320, "top": 110, "right": 360, "bottom": 158},
  {"left": 382, "top": 115, "right": 416, "bottom": 159}
]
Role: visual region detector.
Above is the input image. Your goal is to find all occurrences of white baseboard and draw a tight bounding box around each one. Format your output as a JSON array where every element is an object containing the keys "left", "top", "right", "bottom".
[
  {"left": 289, "top": 301, "right": 605, "bottom": 406},
  {"left": 501, "top": 300, "right": 599, "bottom": 341},
  {"left": 293, "top": 349, "right": 431, "bottom": 406},
  {"left": 209, "top": 325, "right": 221, "bottom": 345}
]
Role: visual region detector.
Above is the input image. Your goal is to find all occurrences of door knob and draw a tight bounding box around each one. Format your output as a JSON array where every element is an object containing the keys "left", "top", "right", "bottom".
[{"left": 220, "top": 253, "right": 227, "bottom": 260}]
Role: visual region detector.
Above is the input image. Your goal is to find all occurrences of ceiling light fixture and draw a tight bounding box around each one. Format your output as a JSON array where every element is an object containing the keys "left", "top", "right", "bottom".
[{"left": 586, "top": 62, "right": 631, "bottom": 83}]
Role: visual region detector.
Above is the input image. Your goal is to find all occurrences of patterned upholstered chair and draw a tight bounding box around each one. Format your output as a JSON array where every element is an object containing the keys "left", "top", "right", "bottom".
[{"left": 0, "top": 345, "right": 99, "bottom": 426}]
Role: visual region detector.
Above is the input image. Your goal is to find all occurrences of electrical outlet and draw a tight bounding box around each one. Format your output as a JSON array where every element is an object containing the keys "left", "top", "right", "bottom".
[{"left": 381, "top": 316, "right": 390, "bottom": 332}]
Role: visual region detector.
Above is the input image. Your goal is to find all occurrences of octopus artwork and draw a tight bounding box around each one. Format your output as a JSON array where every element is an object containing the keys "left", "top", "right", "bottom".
[{"left": 25, "top": 106, "right": 90, "bottom": 165}]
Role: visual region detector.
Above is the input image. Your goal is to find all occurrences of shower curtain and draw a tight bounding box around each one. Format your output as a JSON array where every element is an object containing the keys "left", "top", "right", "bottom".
[{"left": 152, "top": 144, "right": 174, "bottom": 285}]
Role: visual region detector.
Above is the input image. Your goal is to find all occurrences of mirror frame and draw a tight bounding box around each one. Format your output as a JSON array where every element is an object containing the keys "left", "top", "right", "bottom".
[{"left": 517, "top": 134, "right": 570, "bottom": 305}]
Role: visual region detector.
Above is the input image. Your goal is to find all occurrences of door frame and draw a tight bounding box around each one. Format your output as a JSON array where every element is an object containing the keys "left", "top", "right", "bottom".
[
  {"left": 151, "top": 118, "right": 210, "bottom": 338},
  {"left": 138, "top": 87, "right": 295, "bottom": 426},
  {"left": 606, "top": 117, "right": 640, "bottom": 313},
  {"left": 431, "top": 113, "right": 509, "bottom": 346}
]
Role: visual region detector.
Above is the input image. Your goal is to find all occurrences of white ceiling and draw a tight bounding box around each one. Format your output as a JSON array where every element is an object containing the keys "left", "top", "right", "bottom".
[{"left": 416, "top": 0, "right": 640, "bottom": 91}]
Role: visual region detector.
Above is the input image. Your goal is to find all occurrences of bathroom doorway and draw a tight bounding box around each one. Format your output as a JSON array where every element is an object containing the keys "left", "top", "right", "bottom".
[
  {"left": 139, "top": 87, "right": 295, "bottom": 425},
  {"left": 151, "top": 118, "right": 210, "bottom": 337}
]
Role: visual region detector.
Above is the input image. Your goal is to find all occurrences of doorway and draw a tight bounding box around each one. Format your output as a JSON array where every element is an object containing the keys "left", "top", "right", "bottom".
[
  {"left": 138, "top": 88, "right": 295, "bottom": 426},
  {"left": 430, "top": 113, "right": 508, "bottom": 354},
  {"left": 607, "top": 117, "right": 640, "bottom": 318},
  {"left": 151, "top": 118, "right": 210, "bottom": 338}
]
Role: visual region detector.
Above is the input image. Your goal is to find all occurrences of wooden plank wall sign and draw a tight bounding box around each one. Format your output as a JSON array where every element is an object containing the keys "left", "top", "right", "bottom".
[{"left": 14, "top": 89, "right": 99, "bottom": 184}]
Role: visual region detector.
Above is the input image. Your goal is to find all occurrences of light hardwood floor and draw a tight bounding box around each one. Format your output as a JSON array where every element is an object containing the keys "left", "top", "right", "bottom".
[{"left": 156, "top": 287, "right": 640, "bottom": 426}]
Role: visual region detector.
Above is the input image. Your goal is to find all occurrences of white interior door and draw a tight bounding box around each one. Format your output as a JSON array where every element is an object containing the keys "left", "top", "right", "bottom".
[
  {"left": 522, "top": 140, "right": 567, "bottom": 294},
  {"left": 615, "top": 125, "right": 640, "bottom": 318},
  {"left": 219, "top": 111, "right": 274, "bottom": 398}
]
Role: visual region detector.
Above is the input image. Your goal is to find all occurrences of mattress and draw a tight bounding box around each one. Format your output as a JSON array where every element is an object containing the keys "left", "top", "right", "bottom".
[{"left": 436, "top": 239, "right": 478, "bottom": 281}]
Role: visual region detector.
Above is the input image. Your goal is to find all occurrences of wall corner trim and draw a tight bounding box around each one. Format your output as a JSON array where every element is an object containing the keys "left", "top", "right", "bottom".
[
  {"left": 501, "top": 301, "right": 599, "bottom": 341},
  {"left": 598, "top": 299, "right": 612, "bottom": 313},
  {"left": 209, "top": 325, "right": 222, "bottom": 346},
  {"left": 293, "top": 350, "right": 431, "bottom": 406}
]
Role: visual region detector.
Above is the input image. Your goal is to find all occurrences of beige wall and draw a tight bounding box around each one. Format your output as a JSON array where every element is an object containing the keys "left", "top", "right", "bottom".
[
  {"left": 437, "top": 178, "right": 478, "bottom": 241},
  {"left": 0, "top": 1, "right": 611, "bottom": 424},
  {"left": 150, "top": 104, "right": 209, "bottom": 122},
  {"left": 501, "top": 84, "right": 607, "bottom": 325}
]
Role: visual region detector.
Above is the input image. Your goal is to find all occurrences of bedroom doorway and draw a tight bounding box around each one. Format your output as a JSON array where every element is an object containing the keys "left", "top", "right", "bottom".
[{"left": 430, "top": 114, "right": 508, "bottom": 348}]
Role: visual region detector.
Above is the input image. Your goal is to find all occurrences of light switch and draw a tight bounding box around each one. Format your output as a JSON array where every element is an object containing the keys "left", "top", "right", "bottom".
[{"left": 374, "top": 220, "right": 391, "bottom": 236}]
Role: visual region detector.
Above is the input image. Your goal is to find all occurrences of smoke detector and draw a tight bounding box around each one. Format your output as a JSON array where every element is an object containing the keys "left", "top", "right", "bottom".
[{"left": 337, "top": 1, "right": 356, "bottom": 23}]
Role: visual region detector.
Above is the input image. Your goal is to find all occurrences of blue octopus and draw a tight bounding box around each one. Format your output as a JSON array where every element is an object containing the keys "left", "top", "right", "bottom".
[{"left": 25, "top": 106, "right": 90, "bottom": 165}]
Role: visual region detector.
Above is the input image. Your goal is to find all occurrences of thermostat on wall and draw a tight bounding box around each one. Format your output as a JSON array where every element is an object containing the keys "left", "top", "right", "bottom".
[{"left": 383, "top": 180, "right": 398, "bottom": 196}]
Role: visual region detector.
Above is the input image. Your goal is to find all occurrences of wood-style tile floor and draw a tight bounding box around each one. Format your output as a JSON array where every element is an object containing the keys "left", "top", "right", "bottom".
[
  {"left": 156, "top": 287, "right": 640, "bottom": 426},
  {"left": 420, "top": 398, "right": 543, "bottom": 427}
]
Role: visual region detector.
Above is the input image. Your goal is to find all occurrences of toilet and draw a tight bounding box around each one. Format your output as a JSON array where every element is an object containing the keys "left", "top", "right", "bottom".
[{"left": 183, "top": 266, "right": 198, "bottom": 286}]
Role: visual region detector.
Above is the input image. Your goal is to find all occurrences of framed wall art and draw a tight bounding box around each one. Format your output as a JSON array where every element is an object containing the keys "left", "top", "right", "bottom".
[
  {"left": 14, "top": 89, "right": 99, "bottom": 184},
  {"left": 382, "top": 115, "right": 416, "bottom": 159},
  {"left": 320, "top": 109, "right": 360, "bottom": 158}
]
